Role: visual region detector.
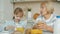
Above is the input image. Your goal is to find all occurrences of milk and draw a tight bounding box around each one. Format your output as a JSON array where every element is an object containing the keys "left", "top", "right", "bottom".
[
  {"left": 54, "top": 16, "right": 60, "bottom": 34},
  {"left": 28, "top": 12, "right": 32, "bottom": 20}
]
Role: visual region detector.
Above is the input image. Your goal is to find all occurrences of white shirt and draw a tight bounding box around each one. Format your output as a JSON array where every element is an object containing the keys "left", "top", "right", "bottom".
[
  {"left": 36, "top": 14, "right": 56, "bottom": 27},
  {"left": 36, "top": 14, "right": 57, "bottom": 34}
]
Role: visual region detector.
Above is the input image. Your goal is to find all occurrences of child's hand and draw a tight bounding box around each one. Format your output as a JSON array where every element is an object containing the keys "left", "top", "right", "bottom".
[
  {"left": 5, "top": 25, "right": 15, "bottom": 31},
  {"left": 12, "top": 31, "right": 22, "bottom": 34}
]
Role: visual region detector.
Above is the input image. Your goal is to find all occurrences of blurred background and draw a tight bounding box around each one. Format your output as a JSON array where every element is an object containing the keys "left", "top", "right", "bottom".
[{"left": 0, "top": 0, "right": 60, "bottom": 20}]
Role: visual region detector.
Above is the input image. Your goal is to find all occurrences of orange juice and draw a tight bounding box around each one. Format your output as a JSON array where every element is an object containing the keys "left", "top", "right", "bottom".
[
  {"left": 31, "top": 29, "right": 42, "bottom": 34},
  {"left": 16, "top": 27, "right": 24, "bottom": 33}
]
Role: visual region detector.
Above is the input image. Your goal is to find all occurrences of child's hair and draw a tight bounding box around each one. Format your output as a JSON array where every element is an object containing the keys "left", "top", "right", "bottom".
[
  {"left": 13, "top": 16, "right": 15, "bottom": 19},
  {"left": 14, "top": 7, "right": 23, "bottom": 14},
  {"left": 13, "top": 7, "right": 23, "bottom": 19}
]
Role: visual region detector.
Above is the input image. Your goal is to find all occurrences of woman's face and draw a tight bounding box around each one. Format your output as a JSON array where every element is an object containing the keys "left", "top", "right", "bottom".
[{"left": 40, "top": 5, "right": 48, "bottom": 16}]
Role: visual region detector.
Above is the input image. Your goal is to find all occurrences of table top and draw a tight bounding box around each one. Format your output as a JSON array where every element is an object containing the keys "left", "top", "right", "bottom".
[
  {"left": 0, "top": 30, "right": 53, "bottom": 34},
  {"left": 0, "top": 32, "right": 52, "bottom": 34},
  {"left": 0, "top": 31, "right": 10, "bottom": 34},
  {"left": 43, "top": 31, "right": 53, "bottom": 34}
]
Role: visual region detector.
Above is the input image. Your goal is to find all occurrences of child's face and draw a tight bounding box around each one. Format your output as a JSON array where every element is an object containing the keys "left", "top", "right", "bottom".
[
  {"left": 17, "top": 12, "right": 23, "bottom": 18},
  {"left": 15, "top": 12, "right": 23, "bottom": 20}
]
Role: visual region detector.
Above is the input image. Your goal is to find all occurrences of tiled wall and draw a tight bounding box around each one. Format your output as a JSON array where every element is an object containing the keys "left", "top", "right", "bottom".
[
  {"left": 0, "top": 0, "right": 60, "bottom": 20},
  {"left": 0, "top": 0, "right": 13, "bottom": 20},
  {"left": 14, "top": 2, "right": 60, "bottom": 17},
  {"left": 14, "top": 2, "right": 40, "bottom": 18}
]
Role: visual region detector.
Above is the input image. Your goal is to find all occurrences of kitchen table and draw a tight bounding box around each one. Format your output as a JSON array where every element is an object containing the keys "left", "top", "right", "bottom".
[
  {"left": 0, "top": 32, "right": 53, "bottom": 34},
  {"left": 43, "top": 31, "right": 53, "bottom": 34},
  {"left": 0, "top": 31, "right": 10, "bottom": 34}
]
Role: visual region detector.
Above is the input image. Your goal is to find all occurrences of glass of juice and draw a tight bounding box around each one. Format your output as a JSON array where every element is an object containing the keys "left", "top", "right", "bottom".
[
  {"left": 15, "top": 26, "right": 24, "bottom": 34},
  {"left": 31, "top": 29, "right": 42, "bottom": 34},
  {"left": 16, "top": 27, "right": 24, "bottom": 32}
]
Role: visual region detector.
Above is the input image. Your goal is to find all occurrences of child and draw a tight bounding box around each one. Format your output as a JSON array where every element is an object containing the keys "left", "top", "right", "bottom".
[{"left": 3, "top": 7, "right": 27, "bottom": 34}]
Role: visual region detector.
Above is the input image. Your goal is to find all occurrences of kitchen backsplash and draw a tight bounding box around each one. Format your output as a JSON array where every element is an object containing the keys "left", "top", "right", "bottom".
[
  {"left": 14, "top": 2, "right": 60, "bottom": 17},
  {"left": 0, "top": 0, "right": 60, "bottom": 20}
]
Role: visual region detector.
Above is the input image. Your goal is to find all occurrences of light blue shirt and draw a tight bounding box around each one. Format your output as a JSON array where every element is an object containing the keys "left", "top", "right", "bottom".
[
  {"left": 1, "top": 20, "right": 27, "bottom": 32},
  {"left": 0, "top": 24, "right": 3, "bottom": 32}
]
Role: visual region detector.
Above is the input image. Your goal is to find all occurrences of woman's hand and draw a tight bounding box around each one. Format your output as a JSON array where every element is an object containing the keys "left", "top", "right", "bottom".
[
  {"left": 37, "top": 22, "right": 53, "bottom": 32},
  {"left": 33, "top": 22, "right": 44, "bottom": 29},
  {"left": 37, "top": 23, "right": 47, "bottom": 30}
]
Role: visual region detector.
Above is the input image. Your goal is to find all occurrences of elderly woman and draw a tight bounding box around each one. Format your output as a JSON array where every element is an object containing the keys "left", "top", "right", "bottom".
[
  {"left": 26, "top": 2, "right": 57, "bottom": 34},
  {"left": 33, "top": 2, "right": 56, "bottom": 34}
]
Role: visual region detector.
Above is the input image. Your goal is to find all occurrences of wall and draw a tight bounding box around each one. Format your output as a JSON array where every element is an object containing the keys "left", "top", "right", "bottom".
[
  {"left": 4, "top": 0, "right": 13, "bottom": 20},
  {"left": 0, "top": 0, "right": 13, "bottom": 20},
  {"left": 0, "top": 0, "right": 60, "bottom": 20},
  {"left": 0, "top": 0, "right": 4, "bottom": 20},
  {"left": 14, "top": 2, "right": 60, "bottom": 18},
  {"left": 14, "top": 2, "right": 40, "bottom": 18},
  {"left": 53, "top": 2, "right": 60, "bottom": 15}
]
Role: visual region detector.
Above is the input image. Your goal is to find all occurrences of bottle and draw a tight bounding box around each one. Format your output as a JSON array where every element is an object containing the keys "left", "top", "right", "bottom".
[
  {"left": 27, "top": 8, "right": 34, "bottom": 28},
  {"left": 54, "top": 16, "right": 60, "bottom": 34},
  {"left": 27, "top": 8, "right": 32, "bottom": 20}
]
